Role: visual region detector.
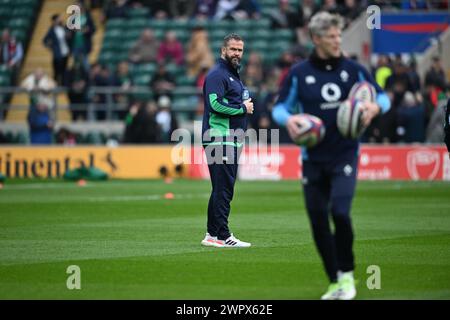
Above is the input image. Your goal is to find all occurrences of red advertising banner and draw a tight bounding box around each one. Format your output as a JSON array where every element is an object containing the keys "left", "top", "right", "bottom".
[{"left": 189, "top": 145, "right": 450, "bottom": 181}]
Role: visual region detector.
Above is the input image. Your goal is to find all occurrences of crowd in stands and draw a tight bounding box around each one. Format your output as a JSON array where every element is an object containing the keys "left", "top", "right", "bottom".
[{"left": 0, "top": 0, "right": 449, "bottom": 145}]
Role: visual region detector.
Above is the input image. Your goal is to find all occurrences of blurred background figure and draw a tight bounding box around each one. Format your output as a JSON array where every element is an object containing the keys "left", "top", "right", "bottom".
[
  {"left": 1, "top": 29, "right": 24, "bottom": 83},
  {"left": 27, "top": 96, "right": 54, "bottom": 145},
  {"left": 21, "top": 68, "right": 57, "bottom": 112},
  {"left": 66, "top": 56, "right": 89, "bottom": 121},
  {"left": 186, "top": 27, "right": 214, "bottom": 77},
  {"left": 43, "top": 14, "right": 70, "bottom": 85},
  {"left": 128, "top": 28, "right": 159, "bottom": 64},
  {"left": 150, "top": 62, "right": 176, "bottom": 102},
  {"left": 157, "top": 31, "right": 184, "bottom": 66},
  {"left": 123, "top": 100, "right": 160, "bottom": 143},
  {"left": 155, "top": 95, "right": 179, "bottom": 143}
]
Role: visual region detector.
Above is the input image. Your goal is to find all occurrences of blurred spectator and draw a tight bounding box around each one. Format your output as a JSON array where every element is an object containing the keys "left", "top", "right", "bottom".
[
  {"left": 28, "top": 98, "right": 54, "bottom": 145},
  {"left": 186, "top": 27, "right": 214, "bottom": 77},
  {"left": 129, "top": 28, "right": 159, "bottom": 64},
  {"left": 144, "top": 0, "right": 170, "bottom": 19},
  {"left": 276, "top": 51, "right": 295, "bottom": 86},
  {"left": 157, "top": 31, "right": 184, "bottom": 66},
  {"left": 297, "top": 0, "right": 319, "bottom": 47},
  {"left": 424, "top": 56, "right": 448, "bottom": 121},
  {"left": 113, "top": 61, "right": 134, "bottom": 118},
  {"left": 55, "top": 127, "right": 77, "bottom": 145},
  {"left": 43, "top": 14, "right": 71, "bottom": 85},
  {"left": 256, "top": 68, "right": 291, "bottom": 143},
  {"left": 407, "top": 59, "right": 422, "bottom": 93},
  {"left": 155, "top": 95, "right": 179, "bottom": 142},
  {"left": 385, "top": 61, "right": 416, "bottom": 108},
  {"left": 1, "top": 29, "right": 23, "bottom": 79},
  {"left": 242, "top": 51, "right": 264, "bottom": 89},
  {"left": 374, "top": 54, "right": 392, "bottom": 89},
  {"left": 426, "top": 86, "right": 449, "bottom": 143},
  {"left": 103, "top": 0, "right": 129, "bottom": 20},
  {"left": 396, "top": 91, "right": 425, "bottom": 142},
  {"left": 169, "top": 0, "right": 196, "bottom": 19},
  {"left": 321, "top": 0, "right": 339, "bottom": 14},
  {"left": 194, "top": 0, "right": 218, "bottom": 19},
  {"left": 401, "top": 0, "right": 430, "bottom": 10},
  {"left": 150, "top": 62, "right": 176, "bottom": 101},
  {"left": 123, "top": 100, "right": 161, "bottom": 143},
  {"left": 425, "top": 56, "right": 447, "bottom": 92},
  {"left": 233, "top": 0, "right": 261, "bottom": 20},
  {"left": 70, "top": 2, "right": 96, "bottom": 69},
  {"left": 268, "top": 0, "right": 301, "bottom": 29},
  {"left": 90, "top": 64, "right": 115, "bottom": 120},
  {"left": 195, "top": 64, "right": 209, "bottom": 116},
  {"left": 214, "top": 0, "right": 239, "bottom": 20},
  {"left": 66, "top": 56, "right": 89, "bottom": 121},
  {"left": 338, "top": 0, "right": 363, "bottom": 27},
  {"left": 21, "top": 68, "right": 57, "bottom": 111}
]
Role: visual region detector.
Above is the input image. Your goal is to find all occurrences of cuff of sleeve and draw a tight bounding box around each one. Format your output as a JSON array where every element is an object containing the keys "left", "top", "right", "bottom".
[{"left": 241, "top": 104, "right": 247, "bottom": 114}]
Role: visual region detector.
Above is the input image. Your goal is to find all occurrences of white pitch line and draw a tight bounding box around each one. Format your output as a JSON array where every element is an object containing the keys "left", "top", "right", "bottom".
[{"left": 87, "top": 193, "right": 210, "bottom": 202}]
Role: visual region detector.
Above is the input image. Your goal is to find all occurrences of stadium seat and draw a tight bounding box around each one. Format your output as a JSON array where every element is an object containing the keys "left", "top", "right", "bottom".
[
  {"left": 127, "top": 18, "right": 148, "bottom": 29},
  {"left": 106, "top": 18, "right": 126, "bottom": 30},
  {"left": 11, "top": 7, "right": 34, "bottom": 18},
  {"left": 85, "top": 132, "right": 104, "bottom": 145},
  {"left": 127, "top": 7, "right": 150, "bottom": 19}
]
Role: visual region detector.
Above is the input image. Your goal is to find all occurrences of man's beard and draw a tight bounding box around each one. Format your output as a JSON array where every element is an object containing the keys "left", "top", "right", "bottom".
[{"left": 225, "top": 55, "right": 241, "bottom": 70}]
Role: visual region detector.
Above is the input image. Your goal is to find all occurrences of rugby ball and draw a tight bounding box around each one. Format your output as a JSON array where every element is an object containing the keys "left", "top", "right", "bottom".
[
  {"left": 291, "top": 114, "right": 325, "bottom": 147},
  {"left": 337, "top": 99, "right": 366, "bottom": 139},
  {"left": 348, "top": 81, "right": 376, "bottom": 103}
]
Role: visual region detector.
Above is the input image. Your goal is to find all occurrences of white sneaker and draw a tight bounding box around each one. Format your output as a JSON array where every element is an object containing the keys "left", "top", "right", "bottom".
[
  {"left": 215, "top": 234, "right": 251, "bottom": 248},
  {"left": 200, "top": 233, "right": 218, "bottom": 247},
  {"left": 320, "top": 283, "right": 341, "bottom": 300},
  {"left": 338, "top": 271, "right": 356, "bottom": 300}
]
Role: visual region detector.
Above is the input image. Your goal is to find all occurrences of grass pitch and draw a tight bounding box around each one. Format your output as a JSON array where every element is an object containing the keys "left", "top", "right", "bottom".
[{"left": 0, "top": 179, "right": 449, "bottom": 299}]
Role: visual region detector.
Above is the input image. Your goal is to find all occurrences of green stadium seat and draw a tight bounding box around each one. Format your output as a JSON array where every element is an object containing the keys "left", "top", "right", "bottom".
[
  {"left": 172, "top": 98, "right": 196, "bottom": 112},
  {"left": 11, "top": 7, "right": 34, "bottom": 18},
  {"left": 11, "top": 28, "right": 28, "bottom": 43},
  {"left": 170, "top": 20, "right": 189, "bottom": 30},
  {"left": 99, "top": 51, "right": 121, "bottom": 66},
  {"left": 125, "top": 29, "right": 142, "bottom": 41},
  {"left": 253, "top": 19, "right": 271, "bottom": 29},
  {"left": 127, "top": 18, "right": 148, "bottom": 29},
  {"left": 85, "top": 132, "right": 104, "bottom": 145},
  {"left": 138, "top": 63, "right": 157, "bottom": 74},
  {"left": 127, "top": 7, "right": 150, "bottom": 18},
  {"left": 15, "top": 131, "right": 28, "bottom": 144},
  {"left": 251, "top": 29, "right": 271, "bottom": 41},
  {"left": 103, "top": 29, "right": 123, "bottom": 40},
  {"left": 149, "top": 19, "right": 171, "bottom": 30},
  {"left": 0, "top": 75, "right": 10, "bottom": 86},
  {"left": 133, "top": 74, "right": 152, "bottom": 86},
  {"left": 272, "top": 29, "right": 295, "bottom": 42},
  {"left": 106, "top": 18, "right": 126, "bottom": 30},
  {"left": 176, "top": 75, "right": 196, "bottom": 86},
  {"left": 249, "top": 40, "right": 268, "bottom": 53},
  {"left": 7, "top": 18, "right": 30, "bottom": 29},
  {"left": 271, "top": 40, "right": 292, "bottom": 53},
  {"left": 209, "top": 29, "right": 228, "bottom": 41}
]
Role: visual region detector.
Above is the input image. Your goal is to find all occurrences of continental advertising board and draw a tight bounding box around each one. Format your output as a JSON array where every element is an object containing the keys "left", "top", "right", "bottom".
[{"left": 0, "top": 146, "right": 178, "bottom": 179}]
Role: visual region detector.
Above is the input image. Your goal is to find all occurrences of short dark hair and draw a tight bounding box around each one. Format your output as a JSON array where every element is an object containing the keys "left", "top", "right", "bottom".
[
  {"left": 51, "top": 14, "right": 59, "bottom": 22},
  {"left": 223, "top": 33, "right": 244, "bottom": 47}
]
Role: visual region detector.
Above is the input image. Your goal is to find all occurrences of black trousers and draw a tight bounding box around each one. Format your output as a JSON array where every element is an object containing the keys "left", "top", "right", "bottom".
[
  {"left": 302, "top": 156, "right": 358, "bottom": 283},
  {"left": 53, "top": 56, "right": 68, "bottom": 85},
  {"left": 205, "top": 144, "right": 241, "bottom": 240}
]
